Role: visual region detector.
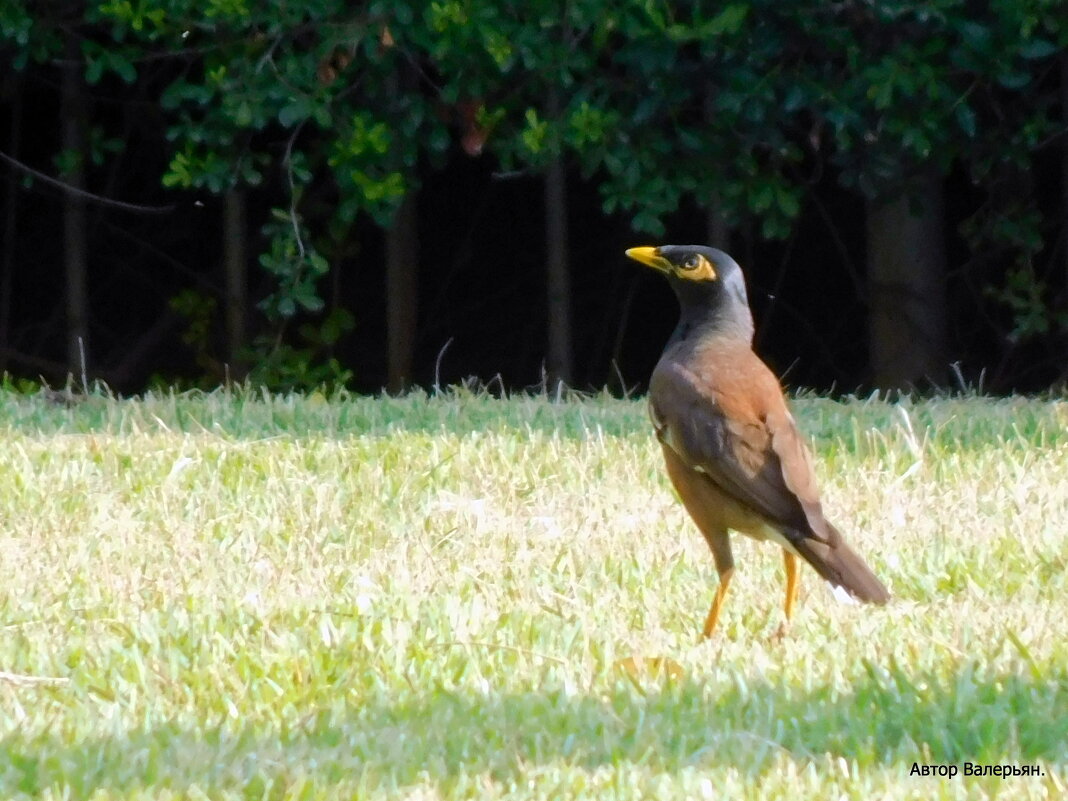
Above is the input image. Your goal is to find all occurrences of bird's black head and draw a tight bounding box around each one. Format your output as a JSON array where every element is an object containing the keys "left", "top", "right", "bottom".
[{"left": 625, "top": 244, "right": 754, "bottom": 341}]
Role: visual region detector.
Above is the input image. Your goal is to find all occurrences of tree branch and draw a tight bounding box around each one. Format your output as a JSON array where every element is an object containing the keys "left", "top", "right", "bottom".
[{"left": 0, "top": 150, "right": 176, "bottom": 214}]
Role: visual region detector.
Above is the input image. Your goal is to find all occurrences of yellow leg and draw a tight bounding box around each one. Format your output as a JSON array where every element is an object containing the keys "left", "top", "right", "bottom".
[
  {"left": 783, "top": 550, "right": 800, "bottom": 621},
  {"left": 701, "top": 567, "right": 734, "bottom": 639}
]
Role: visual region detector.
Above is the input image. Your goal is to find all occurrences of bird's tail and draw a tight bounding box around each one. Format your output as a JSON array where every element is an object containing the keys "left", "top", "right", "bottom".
[{"left": 789, "top": 527, "right": 890, "bottom": 604}]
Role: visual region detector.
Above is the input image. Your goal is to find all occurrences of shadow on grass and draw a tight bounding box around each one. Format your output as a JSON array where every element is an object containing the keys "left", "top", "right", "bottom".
[{"left": 3, "top": 662, "right": 1065, "bottom": 795}]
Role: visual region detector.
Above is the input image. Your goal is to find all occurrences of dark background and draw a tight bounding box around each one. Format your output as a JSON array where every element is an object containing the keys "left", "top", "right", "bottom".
[{"left": 4, "top": 135, "right": 1051, "bottom": 395}]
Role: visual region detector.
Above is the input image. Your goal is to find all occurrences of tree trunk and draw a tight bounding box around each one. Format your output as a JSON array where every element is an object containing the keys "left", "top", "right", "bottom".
[
  {"left": 544, "top": 89, "right": 572, "bottom": 389},
  {"left": 1062, "top": 53, "right": 1068, "bottom": 305},
  {"left": 705, "top": 197, "right": 730, "bottom": 251},
  {"left": 866, "top": 172, "right": 948, "bottom": 391},
  {"left": 62, "top": 40, "right": 89, "bottom": 385},
  {"left": 1058, "top": 52, "right": 1068, "bottom": 388},
  {"left": 702, "top": 82, "right": 730, "bottom": 251},
  {"left": 386, "top": 191, "right": 418, "bottom": 393},
  {"left": 222, "top": 188, "right": 247, "bottom": 381},
  {"left": 545, "top": 154, "right": 572, "bottom": 388},
  {"left": 1, "top": 76, "right": 21, "bottom": 374}
]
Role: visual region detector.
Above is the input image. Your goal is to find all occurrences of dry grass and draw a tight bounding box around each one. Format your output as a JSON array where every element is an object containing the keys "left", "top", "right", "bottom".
[{"left": 0, "top": 388, "right": 1066, "bottom": 799}]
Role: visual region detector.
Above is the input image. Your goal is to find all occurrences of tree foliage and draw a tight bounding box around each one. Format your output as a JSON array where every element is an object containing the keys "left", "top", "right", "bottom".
[{"left": 1, "top": 0, "right": 1066, "bottom": 390}]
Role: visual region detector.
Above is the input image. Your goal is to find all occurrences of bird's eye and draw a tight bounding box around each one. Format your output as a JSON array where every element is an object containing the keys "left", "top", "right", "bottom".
[{"left": 682, "top": 255, "right": 701, "bottom": 270}]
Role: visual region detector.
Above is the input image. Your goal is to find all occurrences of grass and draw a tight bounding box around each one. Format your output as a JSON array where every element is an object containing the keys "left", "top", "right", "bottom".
[{"left": 0, "top": 387, "right": 1066, "bottom": 800}]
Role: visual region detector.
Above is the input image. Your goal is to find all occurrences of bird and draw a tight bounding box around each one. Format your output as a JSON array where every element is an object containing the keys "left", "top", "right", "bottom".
[{"left": 625, "top": 244, "right": 889, "bottom": 638}]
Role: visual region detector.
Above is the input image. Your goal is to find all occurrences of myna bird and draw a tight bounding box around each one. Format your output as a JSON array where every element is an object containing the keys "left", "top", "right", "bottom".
[{"left": 625, "top": 245, "right": 889, "bottom": 638}]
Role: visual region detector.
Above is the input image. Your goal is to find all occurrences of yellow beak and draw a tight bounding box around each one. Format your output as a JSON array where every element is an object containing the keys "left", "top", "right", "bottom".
[{"left": 624, "top": 246, "right": 672, "bottom": 274}]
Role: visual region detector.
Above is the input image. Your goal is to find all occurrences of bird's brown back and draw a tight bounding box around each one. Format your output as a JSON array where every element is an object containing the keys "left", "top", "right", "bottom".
[{"left": 651, "top": 334, "right": 829, "bottom": 539}]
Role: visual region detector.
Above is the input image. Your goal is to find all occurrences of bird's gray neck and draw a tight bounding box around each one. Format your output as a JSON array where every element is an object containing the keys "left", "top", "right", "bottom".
[{"left": 670, "top": 281, "right": 755, "bottom": 346}]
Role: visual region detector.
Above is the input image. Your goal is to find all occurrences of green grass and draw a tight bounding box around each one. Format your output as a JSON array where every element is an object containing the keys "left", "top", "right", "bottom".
[{"left": 1, "top": 388, "right": 1066, "bottom": 800}]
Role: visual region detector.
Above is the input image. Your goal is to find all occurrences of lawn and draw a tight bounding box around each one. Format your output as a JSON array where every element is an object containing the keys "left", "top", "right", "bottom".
[{"left": 0, "top": 388, "right": 1066, "bottom": 800}]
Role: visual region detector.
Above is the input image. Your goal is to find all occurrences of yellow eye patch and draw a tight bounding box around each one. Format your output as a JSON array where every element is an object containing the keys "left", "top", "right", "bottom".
[{"left": 676, "top": 254, "right": 717, "bottom": 282}]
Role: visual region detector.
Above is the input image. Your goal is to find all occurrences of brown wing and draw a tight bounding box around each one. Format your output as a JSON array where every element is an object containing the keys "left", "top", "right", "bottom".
[{"left": 648, "top": 353, "right": 837, "bottom": 546}]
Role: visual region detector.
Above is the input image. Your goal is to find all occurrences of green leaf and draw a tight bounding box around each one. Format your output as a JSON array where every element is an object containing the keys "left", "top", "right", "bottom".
[
  {"left": 954, "top": 103, "right": 977, "bottom": 138},
  {"left": 958, "top": 21, "right": 991, "bottom": 54},
  {"left": 521, "top": 108, "right": 548, "bottom": 155},
  {"left": 705, "top": 4, "right": 749, "bottom": 37},
  {"left": 997, "top": 71, "right": 1031, "bottom": 90},
  {"left": 1018, "top": 39, "right": 1057, "bottom": 60},
  {"left": 783, "top": 84, "right": 806, "bottom": 113},
  {"left": 320, "top": 309, "right": 355, "bottom": 344},
  {"left": 233, "top": 100, "right": 252, "bottom": 127},
  {"left": 85, "top": 55, "right": 105, "bottom": 85},
  {"left": 279, "top": 99, "right": 310, "bottom": 127},
  {"left": 632, "top": 209, "right": 664, "bottom": 235},
  {"left": 775, "top": 185, "right": 800, "bottom": 219},
  {"left": 53, "top": 148, "right": 82, "bottom": 178},
  {"left": 751, "top": 181, "right": 774, "bottom": 213},
  {"left": 295, "top": 288, "right": 324, "bottom": 312},
  {"left": 868, "top": 78, "right": 894, "bottom": 109},
  {"left": 113, "top": 54, "right": 136, "bottom": 83}
]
